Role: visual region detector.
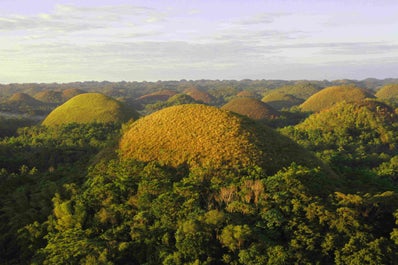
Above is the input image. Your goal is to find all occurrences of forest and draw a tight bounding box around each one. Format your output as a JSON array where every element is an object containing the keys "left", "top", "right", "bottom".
[{"left": 0, "top": 78, "right": 398, "bottom": 264}]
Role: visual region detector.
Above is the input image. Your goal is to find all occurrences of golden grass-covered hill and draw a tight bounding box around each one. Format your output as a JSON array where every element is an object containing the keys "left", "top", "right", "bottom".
[
  {"left": 134, "top": 90, "right": 177, "bottom": 105},
  {"left": 183, "top": 87, "right": 215, "bottom": 104},
  {"left": 266, "top": 82, "right": 321, "bottom": 100},
  {"left": 8, "top": 93, "right": 43, "bottom": 107},
  {"left": 262, "top": 91, "right": 304, "bottom": 110},
  {"left": 42, "top": 93, "right": 138, "bottom": 126},
  {"left": 300, "top": 85, "right": 374, "bottom": 112},
  {"left": 221, "top": 97, "right": 279, "bottom": 120},
  {"left": 375, "top": 84, "right": 398, "bottom": 99},
  {"left": 236, "top": 90, "right": 259, "bottom": 98},
  {"left": 61, "top": 88, "right": 86, "bottom": 101},
  {"left": 34, "top": 90, "right": 63, "bottom": 103},
  {"left": 119, "top": 104, "right": 329, "bottom": 174}
]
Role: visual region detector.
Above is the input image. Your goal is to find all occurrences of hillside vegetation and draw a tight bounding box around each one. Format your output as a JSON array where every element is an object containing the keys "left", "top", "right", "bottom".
[
  {"left": 120, "top": 104, "right": 325, "bottom": 175},
  {"left": 300, "top": 84, "right": 374, "bottom": 112},
  {"left": 42, "top": 93, "right": 138, "bottom": 126},
  {"left": 262, "top": 91, "right": 304, "bottom": 110},
  {"left": 221, "top": 97, "right": 279, "bottom": 120},
  {"left": 0, "top": 79, "right": 397, "bottom": 265}
]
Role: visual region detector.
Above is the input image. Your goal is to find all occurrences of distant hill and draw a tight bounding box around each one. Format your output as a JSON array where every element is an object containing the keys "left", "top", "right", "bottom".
[
  {"left": 34, "top": 90, "right": 63, "bottom": 103},
  {"left": 375, "top": 84, "right": 398, "bottom": 99},
  {"left": 221, "top": 97, "right": 279, "bottom": 120},
  {"left": 8, "top": 92, "right": 44, "bottom": 107},
  {"left": 42, "top": 93, "right": 138, "bottom": 126},
  {"left": 265, "top": 81, "right": 321, "bottom": 100},
  {"left": 183, "top": 87, "right": 215, "bottom": 104},
  {"left": 119, "top": 104, "right": 331, "bottom": 175},
  {"left": 300, "top": 85, "right": 374, "bottom": 112},
  {"left": 61, "top": 88, "right": 87, "bottom": 101},
  {"left": 134, "top": 90, "right": 177, "bottom": 105},
  {"left": 236, "top": 90, "right": 259, "bottom": 98},
  {"left": 262, "top": 91, "right": 304, "bottom": 110}
]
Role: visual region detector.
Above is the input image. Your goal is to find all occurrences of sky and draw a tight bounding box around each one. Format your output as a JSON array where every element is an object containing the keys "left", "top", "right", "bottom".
[{"left": 0, "top": 0, "right": 397, "bottom": 83}]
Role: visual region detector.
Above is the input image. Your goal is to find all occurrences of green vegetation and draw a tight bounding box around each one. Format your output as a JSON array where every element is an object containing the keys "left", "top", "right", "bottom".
[
  {"left": 263, "top": 81, "right": 321, "bottom": 100},
  {"left": 42, "top": 93, "right": 138, "bottom": 126},
  {"left": 281, "top": 100, "right": 398, "bottom": 189},
  {"left": 262, "top": 91, "right": 304, "bottom": 110},
  {"left": 376, "top": 84, "right": 398, "bottom": 99},
  {"left": 221, "top": 97, "right": 279, "bottom": 121},
  {"left": 0, "top": 79, "right": 397, "bottom": 264},
  {"left": 300, "top": 84, "right": 374, "bottom": 112}
]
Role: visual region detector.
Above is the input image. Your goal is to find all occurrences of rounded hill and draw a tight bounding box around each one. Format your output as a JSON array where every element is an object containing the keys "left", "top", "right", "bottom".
[
  {"left": 183, "top": 87, "right": 215, "bottom": 104},
  {"left": 236, "top": 90, "right": 259, "bottom": 98},
  {"left": 262, "top": 91, "right": 303, "bottom": 110},
  {"left": 8, "top": 93, "right": 43, "bottom": 107},
  {"left": 135, "top": 90, "right": 177, "bottom": 105},
  {"left": 62, "top": 88, "right": 86, "bottom": 101},
  {"left": 300, "top": 85, "right": 374, "bottom": 112},
  {"left": 221, "top": 97, "right": 279, "bottom": 120},
  {"left": 375, "top": 84, "right": 398, "bottom": 99},
  {"left": 34, "top": 90, "right": 63, "bottom": 103},
  {"left": 42, "top": 93, "right": 138, "bottom": 126},
  {"left": 119, "top": 104, "right": 330, "bottom": 174}
]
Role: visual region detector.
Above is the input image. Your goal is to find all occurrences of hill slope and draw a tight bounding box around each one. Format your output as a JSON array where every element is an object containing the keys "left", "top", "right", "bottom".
[
  {"left": 300, "top": 85, "right": 374, "bottom": 112},
  {"left": 42, "top": 93, "right": 138, "bottom": 126},
  {"left": 376, "top": 84, "right": 398, "bottom": 99},
  {"left": 119, "top": 104, "right": 330, "bottom": 174},
  {"left": 221, "top": 97, "right": 279, "bottom": 120}
]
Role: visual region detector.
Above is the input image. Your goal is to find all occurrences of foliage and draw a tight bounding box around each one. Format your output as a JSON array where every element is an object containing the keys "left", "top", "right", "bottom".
[
  {"left": 19, "top": 160, "right": 398, "bottom": 264},
  {"left": 281, "top": 101, "right": 398, "bottom": 188}
]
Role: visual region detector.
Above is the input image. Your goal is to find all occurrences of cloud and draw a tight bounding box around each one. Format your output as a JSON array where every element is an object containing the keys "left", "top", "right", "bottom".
[
  {"left": 234, "top": 12, "right": 290, "bottom": 26},
  {"left": 0, "top": 4, "right": 164, "bottom": 34}
]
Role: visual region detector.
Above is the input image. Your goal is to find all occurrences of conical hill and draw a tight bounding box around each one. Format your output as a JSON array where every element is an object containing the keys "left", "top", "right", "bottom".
[
  {"left": 42, "top": 93, "right": 138, "bottom": 126},
  {"left": 221, "top": 97, "right": 279, "bottom": 120},
  {"left": 262, "top": 91, "right": 304, "bottom": 110},
  {"left": 8, "top": 92, "right": 43, "bottom": 106},
  {"left": 300, "top": 85, "right": 374, "bottom": 112},
  {"left": 119, "top": 104, "right": 331, "bottom": 175},
  {"left": 183, "top": 87, "right": 215, "bottom": 104},
  {"left": 34, "top": 90, "right": 63, "bottom": 103},
  {"left": 375, "top": 84, "right": 398, "bottom": 100},
  {"left": 62, "top": 88, "right": 86, "bottom": 101}
]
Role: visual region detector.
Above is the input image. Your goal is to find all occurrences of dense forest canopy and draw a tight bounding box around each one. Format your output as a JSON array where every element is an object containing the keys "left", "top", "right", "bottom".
[{"left": 0, "top": 78, "right": 397, "bottom": 264}]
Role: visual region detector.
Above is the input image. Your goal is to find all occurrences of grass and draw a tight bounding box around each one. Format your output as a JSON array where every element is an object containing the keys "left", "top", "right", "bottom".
[
  {"left": 119, "top": 104, "right": 329, "bottom": 174},
  {"left": 376, "top": 84, "right": 398, "bottom": 99},
  {"left": 221, "top": 97, "right": 279, "bottom": 120},
  {"left": 300, "top": 85, "right": 374, "bottom": 112},
  {"left": 42, "top": 93, "right": 138, "bottom": 126}
]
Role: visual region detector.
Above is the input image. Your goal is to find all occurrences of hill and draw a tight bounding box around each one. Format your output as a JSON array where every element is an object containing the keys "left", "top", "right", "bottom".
[
  {"left": 42, "top": 93, "right": 138, "bottom": 126},
  {"left": 8, "top": 93, "right": 43, "bottom": 107},
  {"left": 34, "top": 90, "right": 63, "bottom": 103},
  {"left": 119, "top": 104, "right": 331, "bottom": 175},
  {"left": 221, "top": 97, "right": 279, "bottom": 120},
  {"left": 61, "top": 88, "right": 87, "bottom": 101},
  {"left": 134, "top": 90, "right": 177, "bottom": 105},
  {"left": 262, "top": 91, "right": 304, "bottom": 110},
  {"left": 183, "top": 87, "right": 215, "bottom": 104},
  {"left": 236, "top": 90, "right": 259, "bottom": 98},
  {"left": 375, "top": 84, "right": 398, "bottom": 99},
  {"left": 300, "top": 85, "right": 374, "bottom": 112},
  {"left": 265, "top": 81, "right": 321, "bottom": 100}
]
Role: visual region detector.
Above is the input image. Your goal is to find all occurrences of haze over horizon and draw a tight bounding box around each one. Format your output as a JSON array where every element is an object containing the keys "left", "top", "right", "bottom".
[{"left": 1, "top": 0, "right": 397, "bottom": 84}]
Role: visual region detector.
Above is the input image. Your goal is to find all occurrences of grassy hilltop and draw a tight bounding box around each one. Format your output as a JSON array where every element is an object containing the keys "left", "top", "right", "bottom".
[{"left": 42, "top": 93, "right": 138, "bottom": 126}]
